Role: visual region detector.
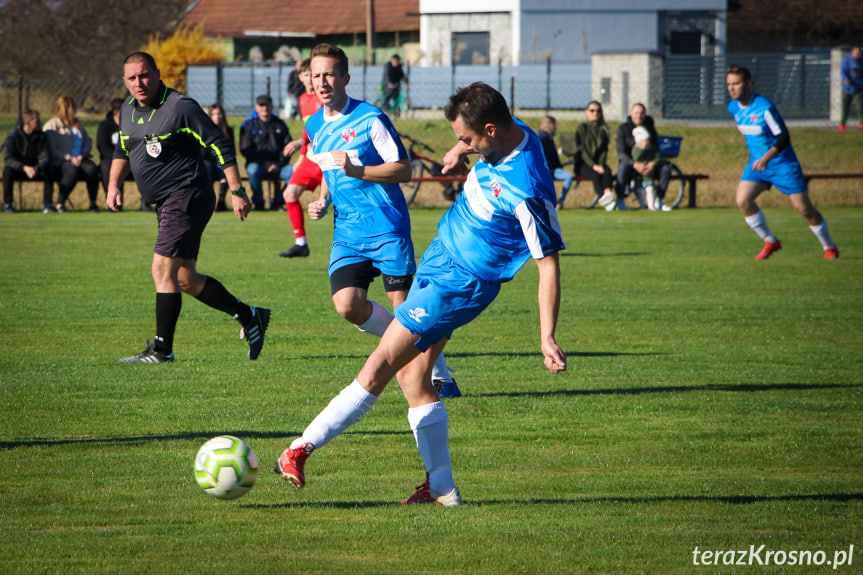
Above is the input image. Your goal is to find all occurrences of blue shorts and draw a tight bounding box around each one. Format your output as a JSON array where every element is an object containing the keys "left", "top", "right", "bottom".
[
  {"left": 394, "top": 239, "right": 501, "bottom": 352},
  {"left": 741, "top": 158, "right": 807, "bottom": 195},
  {"left": 328, "top": 234, "right": 416, "bottom": 278}
]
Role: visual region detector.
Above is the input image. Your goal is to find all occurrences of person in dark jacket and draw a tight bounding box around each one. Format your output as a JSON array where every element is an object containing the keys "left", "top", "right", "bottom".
[
  {"left": 538, "top": 115, "right": 576, "bottom": 209},
  {"left": 239, "top": 94, "right": 294, "bottom": 210},
  {"left": 2, "top": 109, "right": 53, "bottom": 213},
  {"left": 615, "top": 103, "right": 672, "bottom": 209},
  {"left": 573, "top": 101, "right": 616, "bottom": 210}
]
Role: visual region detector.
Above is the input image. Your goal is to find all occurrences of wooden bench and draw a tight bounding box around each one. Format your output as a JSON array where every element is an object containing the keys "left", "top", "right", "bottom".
[
  {"left": 671, "top": 173, "right": 710, "bottom": 208},
  {"left": 804, "top": 173, "right": 863, "bottom": 185}
]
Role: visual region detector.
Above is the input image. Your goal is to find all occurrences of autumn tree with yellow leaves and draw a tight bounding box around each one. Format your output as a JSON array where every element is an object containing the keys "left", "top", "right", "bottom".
[{"left": 142, "top": 23, "right": 225, "bottom": 92}]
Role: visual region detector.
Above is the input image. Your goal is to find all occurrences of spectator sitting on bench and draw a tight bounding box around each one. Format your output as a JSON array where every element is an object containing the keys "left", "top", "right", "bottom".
[
  {"left": 615, "top": 103, "right": 672, "bottom": 211},
  {"left": 631, "top": 126, "right": 671, "bottom": 212},
  {"left": 44, "top": 96, "right": 101, "bottom": 212},
  {"left": 239, "top": 94, "right": 294, "bottom": 211},
  {"left": 3, "top": 109, "right": 53, "bottom": 213},
  {"left": 538, "top": 115, "right": 576, "bottom": 210}
]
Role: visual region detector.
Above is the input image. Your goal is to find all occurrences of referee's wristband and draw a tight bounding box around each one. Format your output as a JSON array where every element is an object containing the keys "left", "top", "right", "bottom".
[{"left": 230, "top": 186, "right": 248, "bottom": 198}]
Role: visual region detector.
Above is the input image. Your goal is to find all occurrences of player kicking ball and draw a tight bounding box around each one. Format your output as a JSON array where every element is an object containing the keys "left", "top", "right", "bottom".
[
  {"left": 726, "top": 65, "right": 839, "bottom": 260},
  {"left": 275, "top": 82, "right": 567, "bottom": 505}
]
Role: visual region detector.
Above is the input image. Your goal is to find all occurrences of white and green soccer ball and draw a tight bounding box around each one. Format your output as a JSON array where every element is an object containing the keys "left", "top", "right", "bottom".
[{"left": 194, "top": 435, "right": 259, "bottom": 500}]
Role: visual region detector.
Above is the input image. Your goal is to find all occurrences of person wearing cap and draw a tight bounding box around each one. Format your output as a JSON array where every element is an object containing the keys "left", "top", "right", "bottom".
[
  {"left": 239, "top": 94, "right": 297, "bottom": 210},
  {"left": 630, "top": 126, "right": 669, "bottom": 211}
]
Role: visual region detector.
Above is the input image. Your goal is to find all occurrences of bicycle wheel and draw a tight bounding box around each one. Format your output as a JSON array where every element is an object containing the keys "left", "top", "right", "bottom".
[
  {"left": 664, "top": 162, "right": 685, "bottom": 209},
  {"left": 400, "top": 159, "right": 424, "bottom": 206}
]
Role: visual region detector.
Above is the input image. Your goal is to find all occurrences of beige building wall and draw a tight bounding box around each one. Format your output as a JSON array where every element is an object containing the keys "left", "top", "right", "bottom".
[{"left": 591, "top": 52, "right": 664, "bottom": 122}]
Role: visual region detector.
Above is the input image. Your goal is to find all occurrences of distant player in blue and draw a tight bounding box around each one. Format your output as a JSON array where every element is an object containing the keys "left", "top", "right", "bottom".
[
  {"left": 303, "top": 43, "right": 459, "bottom": 396},
  {"left": 726, "top": 65, "right": 838, "bottom": 260},
  {"left": 277, "top": 82, "right": 567, "bottom": 506}
]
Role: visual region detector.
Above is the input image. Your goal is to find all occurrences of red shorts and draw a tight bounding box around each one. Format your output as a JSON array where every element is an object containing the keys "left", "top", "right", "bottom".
[{"left": 288, "top": 158, "right": 323, "bottom": 189}]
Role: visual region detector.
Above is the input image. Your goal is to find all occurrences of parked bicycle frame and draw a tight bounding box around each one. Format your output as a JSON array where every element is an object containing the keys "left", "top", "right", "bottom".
[{"left": 398, "top": 133, "right": 463, "bottom": 206}]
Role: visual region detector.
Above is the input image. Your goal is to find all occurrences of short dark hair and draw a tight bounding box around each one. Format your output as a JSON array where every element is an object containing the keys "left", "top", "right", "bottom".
[
  {"left": 110, "top": 97, "right": 124, "bottom": 112},
  {"left": 726, "top": 65, "right": 752, "bottom": 82},
  {"left": 124, "top": 51, "right": 158, "bottom": 72},
  {"left": 310, "top": 43, "right": 349, "bottom": 76},
  {"left": 444, "top": 82, "right": 513, "bottom": 133},
  {"left": 22, "top": 109, "right": 40, "bottom": 124},
  {"left": 256, "top": 94, "right": 273, "bottom": 106}
]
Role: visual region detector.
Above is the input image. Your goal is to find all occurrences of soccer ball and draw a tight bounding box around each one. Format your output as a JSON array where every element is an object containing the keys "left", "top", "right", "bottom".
[{"left": 194, "top": 435, "right": 259, "bottom": 500}]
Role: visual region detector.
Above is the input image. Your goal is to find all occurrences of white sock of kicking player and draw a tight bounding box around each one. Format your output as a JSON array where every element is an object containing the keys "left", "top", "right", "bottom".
[
  {"left": 744, "top": 210, "right": 776, "bottom": 243},
  {"left": 355, "top": 300, "right": 393, "bottom": 336},
  {"left": 808, "top": 220, "right": 835, "bottom": 250},
  {"left": 408, "top": 401, "right": 456, "bottom": 496},
  {"left": 290, "top": 380, "right": 378, "bottom": 450},
  {"left": 431, "top": 351, "right": 452, "bottom": 383}
]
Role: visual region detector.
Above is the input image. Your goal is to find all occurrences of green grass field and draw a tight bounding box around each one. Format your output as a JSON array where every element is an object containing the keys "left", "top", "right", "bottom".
[{"left": 1, "top": 206, "right": 861, "bottom": 574}]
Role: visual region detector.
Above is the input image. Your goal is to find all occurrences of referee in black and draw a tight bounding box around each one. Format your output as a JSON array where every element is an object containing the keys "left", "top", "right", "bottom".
[{"left": 108, "top": 52, "right": 269, "bottom": 363}]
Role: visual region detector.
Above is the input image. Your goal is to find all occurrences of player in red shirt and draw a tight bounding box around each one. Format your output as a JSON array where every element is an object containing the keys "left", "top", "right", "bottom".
[{"left": 280, "top": 59, "right": 324, "bottom": 258}]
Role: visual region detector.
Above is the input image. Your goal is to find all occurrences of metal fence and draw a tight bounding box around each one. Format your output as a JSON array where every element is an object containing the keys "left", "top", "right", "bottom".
[{"left": 0, "top": 51, "right": 832, "bottom": 121}]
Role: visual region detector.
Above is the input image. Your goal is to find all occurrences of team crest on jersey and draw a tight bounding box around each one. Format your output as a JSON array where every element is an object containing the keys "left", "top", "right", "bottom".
[
  {"left": 491, "top": 180, "right": 502, "bottom": 198},
  {"left": 750, "top": 113, "right": 759, "bottom": 123},
  {"left": 341, "top": 129, "right": 356, "bottom": 143},
  {"left": 145, "top": 136, "right": 162, "bottom": 158}
]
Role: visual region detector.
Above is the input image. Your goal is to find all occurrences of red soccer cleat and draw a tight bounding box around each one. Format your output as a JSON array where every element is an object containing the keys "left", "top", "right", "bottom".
[
  {"left": 275, "top": 442, "right": 314, "bottom": 489},
  {"left": 824, "top": 247, "right": 840, "bottom": 260},
  {"left": 400, "top": 474, "right": 463, "bottom": 507},
  {"left": 754, "top": 239, "right": 782, "bottom": 260},
  {"left": 838, "top": 124, "right": 846, "bottom": 132}
]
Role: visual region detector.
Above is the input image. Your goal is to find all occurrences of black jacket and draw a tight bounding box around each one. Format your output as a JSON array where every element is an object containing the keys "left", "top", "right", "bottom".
[
  {"left": 3, "top": 124, "right": 51, "bottom": 172},
  {"left": 616, "top": 115, "right": 659, "bottom": 164},
  {"left": 239, "top": 114, "right": 293, "bottom": 167},
  {"left": 96, "top": 111, "right": 120, "bottom": 164}
]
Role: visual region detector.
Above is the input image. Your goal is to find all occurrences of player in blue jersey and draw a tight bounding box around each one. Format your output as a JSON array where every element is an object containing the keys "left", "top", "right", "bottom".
[
  {"left": 303, "top": 43, "right": 460, "bottom": 397},
  {"left": 726, "top": 65, "right": 839, "bottom": 260},
  {"left": 276, "top": 82, "right": 567, "bottom": 506}
]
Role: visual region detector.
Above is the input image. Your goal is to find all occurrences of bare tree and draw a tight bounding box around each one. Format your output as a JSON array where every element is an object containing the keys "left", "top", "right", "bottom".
[{"left": 0, "top": 0, "right": 190, "bottom": 80}]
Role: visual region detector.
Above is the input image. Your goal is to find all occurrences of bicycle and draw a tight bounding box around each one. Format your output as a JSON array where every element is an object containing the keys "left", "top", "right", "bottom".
[
  {"left": 398, "top": 133, "right": 463, "bottom": 206},
  {"left": 374, "top": 84, "right": 411, "bottom": 119}
]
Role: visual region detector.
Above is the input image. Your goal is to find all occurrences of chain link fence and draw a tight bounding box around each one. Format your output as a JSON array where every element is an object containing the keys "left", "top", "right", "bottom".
[{"left": 1, "top": 51, "right": 832, "bottom": 121}]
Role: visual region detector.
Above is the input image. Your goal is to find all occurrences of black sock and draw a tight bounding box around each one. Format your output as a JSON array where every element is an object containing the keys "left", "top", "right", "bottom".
[
  {"left": 155, "top": 292, "right": 182, "bottom": 354},
  {"left": 194, "top": 276, "right": 253, "bottom": 325}
]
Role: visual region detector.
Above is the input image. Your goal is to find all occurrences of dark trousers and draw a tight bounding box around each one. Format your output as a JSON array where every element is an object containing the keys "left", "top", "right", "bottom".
[
  {"left": 840, "top": 92, "right": 863, "bottom": 126},
  {"left": 2, "top": 165, "right": 53, "bottom": 207},
  {"left": 56, "top": 160, "right": 100, "bottom": 206},
  {"left": 616, "top": 160, "right": 672, "bottom": 199},
  {"left": 577, "top": 163, "right": 614, "bottom": 197}
]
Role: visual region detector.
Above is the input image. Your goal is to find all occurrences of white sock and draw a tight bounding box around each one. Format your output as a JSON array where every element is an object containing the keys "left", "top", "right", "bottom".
[
  {"left": 291, "top": 380, "right": 378, "bottom": 450},
  {"left": 408, "top": 402, "right": 455, "bottom": 496},
  {"left": 355, "top": 300, "right": 393, "bottom": 337},
  {"left": 296, "top": 236, "right": 307, "bottom": 246},
  {"left": 744, "top": 210, "right": 776, "bottom": 243},
  {"left": 808, "top": 221, "right": 835, "bottom": 250},
  {"left": 431, "top": 351, "right": 451, "bottom": 382}
]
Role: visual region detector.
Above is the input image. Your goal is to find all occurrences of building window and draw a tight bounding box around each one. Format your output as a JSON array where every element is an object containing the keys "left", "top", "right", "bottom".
[
  {"left": 669, "top": 31, "right": 702, "bottom": 55},
  {"left": 452, "top": 32, "right": 490, "bottom": 65}
]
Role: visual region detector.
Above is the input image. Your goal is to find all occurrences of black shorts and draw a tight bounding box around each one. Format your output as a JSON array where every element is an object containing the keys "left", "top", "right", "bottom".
[
  {"left": 329, "top": 261, "right": 413, "bottom": 295},
  {"left": 154, "top": 186, "right": 215, "bottom": 260}
]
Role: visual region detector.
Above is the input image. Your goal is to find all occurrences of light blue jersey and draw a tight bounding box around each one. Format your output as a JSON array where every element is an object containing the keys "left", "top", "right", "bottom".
[
  {"left": 437, "top": 118, "right": 565, "bottom": 282},
  {"left": 306, "top": 98, "right": 411, "bottom": 244},
  {"left": 394, "top": 118, "right": 565, "bottom": 351},
  {"left": 728, "top": 93, "right": 806, "bottom": 194},
  {"left": 728, "top": 93, "right": 799, "bottom": 166}
]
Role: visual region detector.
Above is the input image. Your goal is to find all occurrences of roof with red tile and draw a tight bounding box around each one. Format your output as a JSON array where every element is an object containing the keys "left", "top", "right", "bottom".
[{"left": 180, "top": 0, "right": 419, "bottom": 37}]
